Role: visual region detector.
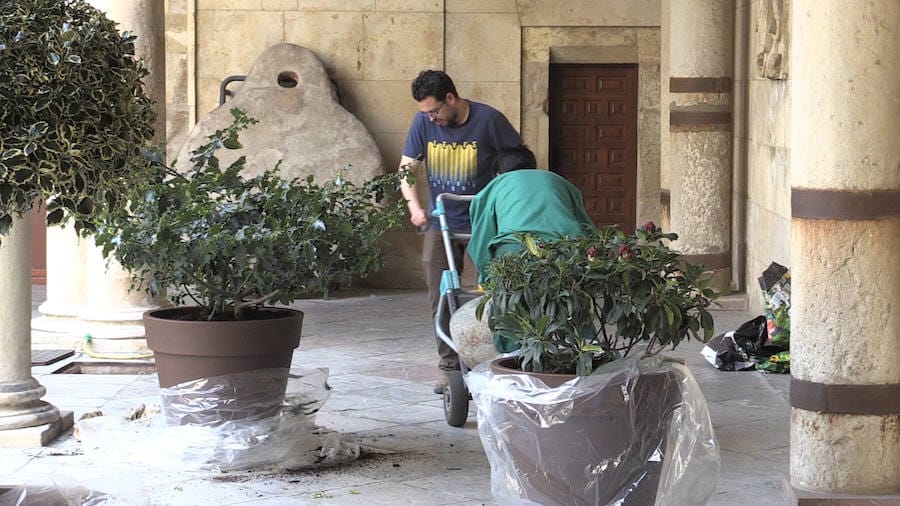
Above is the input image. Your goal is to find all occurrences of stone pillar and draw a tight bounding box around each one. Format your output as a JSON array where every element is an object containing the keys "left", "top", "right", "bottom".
[
  {"left": 87, "top": 0, "right": 167, "bottom": 119},
  {"left": 667, "top": 0, "right": 734, "bottom": 289},
  {"left": 79, "top": 237, "right": 158, "bottom": 355},
  {"left": 788, "top": 0, "right": 900, "bottom": 499},
  {"left": 31, "top": 225, "right": 88, "bottom": 349},
  {"left": 73, "top": 0, "right": 167, "bottom": 354},
  {"left": 0, "top": 217, "right": 72, "bottom": 446}
]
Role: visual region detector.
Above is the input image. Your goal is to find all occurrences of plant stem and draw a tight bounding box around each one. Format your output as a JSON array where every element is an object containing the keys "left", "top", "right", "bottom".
[{"left": 235, "top": 289, "right": 280, "bottom": 314}]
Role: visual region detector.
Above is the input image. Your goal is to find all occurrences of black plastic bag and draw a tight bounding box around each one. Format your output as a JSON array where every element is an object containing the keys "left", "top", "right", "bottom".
[
  {"left": 701, "top": 316, "right": 785, "bottom": 371},
  {"left": 702, "top": 332, "right": 755, "bottom": 371},
  {"left": 732, "top": 316, "right": 767, "bottom": 357}
]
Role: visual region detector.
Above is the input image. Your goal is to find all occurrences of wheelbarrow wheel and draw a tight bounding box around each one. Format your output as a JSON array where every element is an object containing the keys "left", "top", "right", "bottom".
[{"left": 443, "top": 370, "right": 468, "bottom": 427}]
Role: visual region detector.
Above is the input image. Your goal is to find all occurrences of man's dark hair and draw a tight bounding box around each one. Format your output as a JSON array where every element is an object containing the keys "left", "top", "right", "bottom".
[
  {"left": 411, "top": 70, "right": 458, "bottom": 101},
  {"left": 492, "top": 144, "right": 538, "bottom": 175}
]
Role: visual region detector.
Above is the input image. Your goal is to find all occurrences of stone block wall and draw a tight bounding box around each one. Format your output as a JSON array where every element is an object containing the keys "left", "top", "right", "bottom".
[
  {"left": 163, "top": 0, "right": 662, "bottom": 289},
  {"left": 737, "top": 0, "right": 792, "bottom": 313}
]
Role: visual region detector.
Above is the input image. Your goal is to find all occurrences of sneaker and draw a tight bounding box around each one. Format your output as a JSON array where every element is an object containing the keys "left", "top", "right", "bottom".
[{"left": 433, "top": 371, "right": 449, "bottom": 394}]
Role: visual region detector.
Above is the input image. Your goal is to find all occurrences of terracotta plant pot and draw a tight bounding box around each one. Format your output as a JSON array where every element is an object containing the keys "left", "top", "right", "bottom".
[
  {"left": 144, "top": 307, "right": 303, "bottom": 425},
  {"left": 487, "top": 356, "right": 683, "bottom": 505}
]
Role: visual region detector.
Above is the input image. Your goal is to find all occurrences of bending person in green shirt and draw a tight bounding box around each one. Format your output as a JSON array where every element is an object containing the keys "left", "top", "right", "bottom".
[
  {"left": 467, "top": 144, "right": 596, "bottom": 352},
  {"left": 468, "top": 144, "right": 595, "bottom": 285}
]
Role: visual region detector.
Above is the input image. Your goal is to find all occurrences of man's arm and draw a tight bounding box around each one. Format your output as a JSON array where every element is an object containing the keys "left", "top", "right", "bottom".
[{"left": 399, "top": 154, "right": 428, "bottom": 227}]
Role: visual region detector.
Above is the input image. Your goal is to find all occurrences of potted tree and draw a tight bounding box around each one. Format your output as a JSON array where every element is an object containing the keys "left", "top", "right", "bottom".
[
  {"left": 94, "top": 109, "right": 410, "bottom": 424},
  {"left": 470, "top": 223, "right": 720, "bottom": 505},
  {"left": 0, "top": 0, "right": 157, "bottom": 432}
]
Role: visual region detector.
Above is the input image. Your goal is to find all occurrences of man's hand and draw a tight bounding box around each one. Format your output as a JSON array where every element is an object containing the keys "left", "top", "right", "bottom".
[{"left": 408, "top": 204, "right": 428, "bottom": 227}]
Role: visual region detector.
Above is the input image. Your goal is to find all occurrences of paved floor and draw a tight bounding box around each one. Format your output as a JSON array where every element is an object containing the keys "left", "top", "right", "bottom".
[{"left": 2, "top": 288, "right": 790, "bottom": 505}]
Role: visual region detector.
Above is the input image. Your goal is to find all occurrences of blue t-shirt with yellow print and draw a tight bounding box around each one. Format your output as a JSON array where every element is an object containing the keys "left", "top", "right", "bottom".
[{"left": 402, "top": 100, "right": 522, "bottom": 232}]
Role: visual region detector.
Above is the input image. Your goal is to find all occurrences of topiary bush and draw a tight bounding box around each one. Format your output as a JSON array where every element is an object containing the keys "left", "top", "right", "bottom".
[{"left": 0, "top": 0, "right": 156, "bottom": 239}]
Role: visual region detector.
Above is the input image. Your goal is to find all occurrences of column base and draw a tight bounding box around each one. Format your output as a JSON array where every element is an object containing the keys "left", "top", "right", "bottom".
[
  {"left": 0, "top": 411, "right": 74, "bottom": 448},
  {"left": 32, "top": 316, "right": 152, "bottom": 358},
  {"left": 785, "top": 477, "right": 900, "bottom": 505},
  {"left": 32, "top": 316, "right": 88, "bottom": 351},
  {"left": 36, "top": 300, "right": 85, "bottom": 318}
]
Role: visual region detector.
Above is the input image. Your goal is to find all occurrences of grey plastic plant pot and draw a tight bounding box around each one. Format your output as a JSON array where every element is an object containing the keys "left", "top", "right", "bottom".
[{"left": 487, "top": 356, "right": 683, "bottom": 505}]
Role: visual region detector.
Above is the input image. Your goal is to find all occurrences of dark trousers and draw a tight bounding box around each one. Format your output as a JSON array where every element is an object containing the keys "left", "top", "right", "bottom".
[{"left": 422, "top": 228, "right": 466, "bottom": 371}]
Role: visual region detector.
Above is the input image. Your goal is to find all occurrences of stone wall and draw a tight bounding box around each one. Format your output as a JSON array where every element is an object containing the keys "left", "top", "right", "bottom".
[
  {"left": 163, "top": 0, "right": 662, "bottom": 289},
  {"left": 737, "top": 0, "right": 792, "bottom": 313}
]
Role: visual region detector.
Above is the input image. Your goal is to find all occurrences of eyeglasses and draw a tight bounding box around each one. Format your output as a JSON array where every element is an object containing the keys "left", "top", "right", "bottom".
[{"left": 421, "top": 100, "right": 445, "bottom": 118}]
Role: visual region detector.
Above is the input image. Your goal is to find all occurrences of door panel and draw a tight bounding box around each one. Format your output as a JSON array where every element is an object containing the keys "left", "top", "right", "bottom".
[{"left": 549, "top": 64, "right": 638, "bottom": 233}]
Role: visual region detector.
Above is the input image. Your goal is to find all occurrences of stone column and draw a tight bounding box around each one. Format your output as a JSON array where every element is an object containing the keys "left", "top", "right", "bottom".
[
  {"left": 75, "top": 0, "right": 167, "bottom": 355},
  {"left": 87, "top": 0, "right": 167, "bottom": 115},
  {"left": 788, "top": 0, "right": 900, "bottom": 499},
  {"left": 667, "top": 0, "right": 734, "bottom": 289},
  {"left": 0, "top": 217, "right": 71, "bottom": 446},
  {"left": 31, "top": 225, "right": 88, "bottom": 350}
]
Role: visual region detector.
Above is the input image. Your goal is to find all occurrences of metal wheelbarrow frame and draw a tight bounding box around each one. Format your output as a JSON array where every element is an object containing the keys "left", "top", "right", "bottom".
[{"left": 432, "top": 193, "right": 480, "bottom": 427}]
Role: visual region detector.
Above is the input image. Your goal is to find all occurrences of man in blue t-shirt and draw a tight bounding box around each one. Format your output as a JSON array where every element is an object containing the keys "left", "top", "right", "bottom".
[{"left": 398, "top": 70, "right": 522, "bottom": 393}]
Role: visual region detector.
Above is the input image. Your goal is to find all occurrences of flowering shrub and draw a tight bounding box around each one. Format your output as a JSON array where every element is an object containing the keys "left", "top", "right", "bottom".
[
  {"left": 96, "top": 109, "right": 411, "bottom": 320},
  {"left": 477, "top": 225, "right": 717, "bottom": 375}
]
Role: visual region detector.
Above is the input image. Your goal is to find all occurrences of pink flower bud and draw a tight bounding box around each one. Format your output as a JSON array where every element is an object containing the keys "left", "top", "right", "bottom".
[
  {"left": 641, "top": 221, "right": 657, "bottom": 233},
  {"left": 586, "top": 246, "right": 598, "bottom": 259},
  {"left": 618, "top": 245, "right": 633, "bottom": 258}
]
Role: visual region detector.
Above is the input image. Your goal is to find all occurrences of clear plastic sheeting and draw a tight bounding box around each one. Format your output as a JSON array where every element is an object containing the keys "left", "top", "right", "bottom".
[
  {"left": 467, "top": 356, "right": 720, "bottom": 506},
  {"left": 159, "top": 367, "right": 304, "bottom": 426},
  {"left": 0, "top": 474, "right": 148, "bottom": 506},
  {"left": 78, "top": 368, "right": 359, "bottom": 472}
]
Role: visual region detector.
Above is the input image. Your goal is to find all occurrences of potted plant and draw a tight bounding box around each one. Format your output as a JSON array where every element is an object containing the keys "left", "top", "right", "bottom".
[
  {"left": 470, "top": 223, "right": 719, "bottom": 505},
  {"left": 94, "top": 109, "right": 410, "bottom": 423}
]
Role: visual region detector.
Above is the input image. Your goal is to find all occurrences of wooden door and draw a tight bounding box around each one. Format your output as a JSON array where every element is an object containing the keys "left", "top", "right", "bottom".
[{"left": 549, "top": 64, "right": 638, "bottom": 233}]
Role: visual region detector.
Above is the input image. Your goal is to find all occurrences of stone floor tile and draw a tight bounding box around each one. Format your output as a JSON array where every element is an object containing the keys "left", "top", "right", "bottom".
[
  {"left": 707, "top": 479, "right": 787, "bottom": 505},
  {"left": 714, "top": 416, "right": 791, "bottom": 453},
  {"left": 295, "top": 479, "right": 479, "bottom": 505},
  {"left": 145, "top": 478, "right": 274, "bottom": 505},
  {"left": 348, "top": 404, "right": 445, "bottom": 425},
  {"left": 706, "top": 396, "right": 790, "bottom": 428},
  {"left": 402, "top": 466, "right": 495, "bottom": 502},
  {"left": 315, "top": 411, "right": 399, "bottom": 432}
]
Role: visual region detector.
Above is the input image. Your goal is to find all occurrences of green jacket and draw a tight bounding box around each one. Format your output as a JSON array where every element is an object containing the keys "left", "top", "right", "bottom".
[{"left": 467, "top": 169, "right": 595, "bottom": 284}]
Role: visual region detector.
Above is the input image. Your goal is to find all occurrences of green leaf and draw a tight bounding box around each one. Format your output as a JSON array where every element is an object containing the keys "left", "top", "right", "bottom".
[
  {"left": 1, "top": 149, "right": 21, "bottom": 161},
  {"left": 222, "top": 135, "right": 242, "bottom": 150},
  {"left": 700, "top": 310, "right": 715, "bottom": 341}
]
